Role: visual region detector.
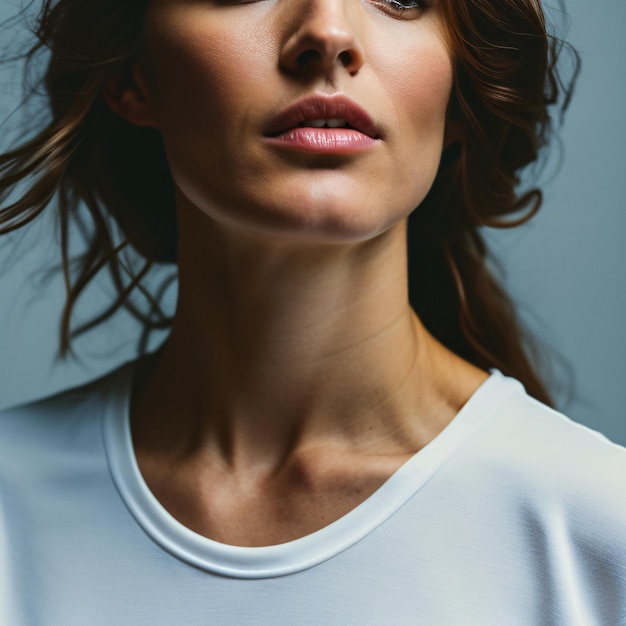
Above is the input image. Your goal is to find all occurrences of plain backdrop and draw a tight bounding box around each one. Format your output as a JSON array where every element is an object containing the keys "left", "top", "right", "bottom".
[{"left": 0, "top": 0, "right": 625, "bottom": 445}]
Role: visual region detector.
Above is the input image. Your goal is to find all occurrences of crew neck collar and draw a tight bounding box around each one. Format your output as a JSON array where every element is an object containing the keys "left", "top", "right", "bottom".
[{"left": 102, "top": 365, "right": 519, "bottom": 579}]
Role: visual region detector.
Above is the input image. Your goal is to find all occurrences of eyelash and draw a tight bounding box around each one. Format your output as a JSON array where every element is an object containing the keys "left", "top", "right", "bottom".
[
  {"left": 213, "top": 0, "right": 434, "bottom": 18},
  {"left": 371, "top": 0, "right": 433, "bottom": 19}
]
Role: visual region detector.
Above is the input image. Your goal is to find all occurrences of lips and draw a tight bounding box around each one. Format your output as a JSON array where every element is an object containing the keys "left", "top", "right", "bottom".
[{"left": 265, "top": 94, "right": 381, "bottom": 140}]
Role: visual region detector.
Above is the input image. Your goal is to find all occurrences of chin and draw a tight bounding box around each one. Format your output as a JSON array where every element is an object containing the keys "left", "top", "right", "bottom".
[
  {"left": 177, "top": 172, "right": 423, "bottom": 247},
  {"left": 227, "top": 195, "right": 407, "bottom": 246},
  {"left": 247, "top": 183, "right": 417, "bottom": 245}
]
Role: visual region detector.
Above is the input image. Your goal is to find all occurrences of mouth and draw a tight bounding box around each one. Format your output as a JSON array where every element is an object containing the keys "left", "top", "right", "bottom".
[
  {"left": 265, "top": 94, "right": 382, "bottom": 140},
  {"left": 296, "top": 118, "right": 354, "bottom": 129}
]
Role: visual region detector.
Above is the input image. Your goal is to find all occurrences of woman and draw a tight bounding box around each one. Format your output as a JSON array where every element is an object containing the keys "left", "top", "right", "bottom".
[{"left": 0, "top": 0, "right": 624, "bottom": 623}]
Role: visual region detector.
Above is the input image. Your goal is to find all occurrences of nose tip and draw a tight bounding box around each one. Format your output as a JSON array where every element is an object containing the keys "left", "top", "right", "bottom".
[{"left": 279, "top": 0, "right": 365, "bottom": 77}]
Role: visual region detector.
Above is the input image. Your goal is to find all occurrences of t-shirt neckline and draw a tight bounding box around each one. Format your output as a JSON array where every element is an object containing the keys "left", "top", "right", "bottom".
[{"left": 102, "top": 366, "right": 519, "bottom": 579}]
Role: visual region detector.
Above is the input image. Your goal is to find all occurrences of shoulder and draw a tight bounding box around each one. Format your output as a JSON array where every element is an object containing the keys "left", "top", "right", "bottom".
[
  {"left": 426, "top": 375, "right": 626, "bottom": 620},
  {"left": 481, "top": 376, "right": 626, "bottom": 489},
  {"left": 0, "top": 363, "right": 134, "bottom": 474},
  {"left": 467, "top": 373, "right": 626, "bottom": 542}
]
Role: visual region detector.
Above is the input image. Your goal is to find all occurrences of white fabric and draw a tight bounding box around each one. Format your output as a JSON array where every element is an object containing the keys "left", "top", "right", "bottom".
[{"left": 1, "top": 365, "right": 625, "bottom": 625}]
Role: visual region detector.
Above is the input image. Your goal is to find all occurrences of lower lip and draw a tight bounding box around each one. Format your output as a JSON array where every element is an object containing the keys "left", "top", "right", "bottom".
[{"left": 265, "top": 128, "right": 378, "bottom": 154}]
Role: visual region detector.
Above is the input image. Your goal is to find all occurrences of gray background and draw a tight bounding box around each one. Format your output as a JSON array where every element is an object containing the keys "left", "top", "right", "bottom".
[{"left": 1, "top": 0, "right": 625, "bottom": 445}]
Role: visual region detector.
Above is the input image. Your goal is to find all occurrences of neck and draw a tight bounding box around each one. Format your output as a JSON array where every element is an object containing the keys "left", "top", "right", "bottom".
[{"left": 132, "top": 203, "right": 487, "bottom": 470}]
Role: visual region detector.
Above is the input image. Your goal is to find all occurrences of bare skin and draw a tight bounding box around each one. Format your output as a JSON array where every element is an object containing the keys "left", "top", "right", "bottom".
[
  {"left": 121, "top": 0, "right": 489, "bottom": 547},
  {"left": 131, "top": 201, "right": 488, "bottom": 547}
]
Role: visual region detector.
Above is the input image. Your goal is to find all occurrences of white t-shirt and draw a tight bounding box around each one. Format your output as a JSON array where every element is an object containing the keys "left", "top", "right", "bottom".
[{"left": 1, "top": 365, "right": 625, "bottom": 625}]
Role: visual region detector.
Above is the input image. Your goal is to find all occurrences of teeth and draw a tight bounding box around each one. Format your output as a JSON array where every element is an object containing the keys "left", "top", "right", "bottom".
[
  {"left": 326, "top": 118, "right": 347, "bottom": 128},
  {"left": 301, "top": 119, "right": 348, "bottom": 128}
]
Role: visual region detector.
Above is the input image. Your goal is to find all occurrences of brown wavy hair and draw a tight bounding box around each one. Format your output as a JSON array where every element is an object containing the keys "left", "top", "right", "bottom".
[{"left": 0, "top": 0, "right": 577, "bottom": 405}]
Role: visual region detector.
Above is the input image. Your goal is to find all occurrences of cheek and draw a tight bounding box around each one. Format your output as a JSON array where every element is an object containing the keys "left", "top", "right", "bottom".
[
  {"left": 145, "top": 17, "right": 273, "bottom": 204},
  {"left": 391, "top": 47, "right": 453, "bottom": 137},
  {"left": 372, "top": 19, "right": 453, "bottom": 131},
  {"left": 147, "top": 17, "right": 267, "bottom": 132},
  {"left": 375, "top": 37, "right": 453, "bottom": 199}
]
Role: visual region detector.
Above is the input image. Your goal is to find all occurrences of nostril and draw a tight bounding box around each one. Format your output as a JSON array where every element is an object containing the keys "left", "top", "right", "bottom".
[
  {"left": 338, "top": 51, "right": 354, "bottom": 68},
  {"left": 296, "top": 49, "right": 323, "bottom": 67},
  {"left": 280, "top": 30, "right": 366, "bottom": 76}
]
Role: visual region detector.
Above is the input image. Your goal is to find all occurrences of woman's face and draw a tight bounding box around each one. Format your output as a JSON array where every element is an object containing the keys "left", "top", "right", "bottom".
[{"left": 142, "top": 0, "right": 453, "bottom": 244}]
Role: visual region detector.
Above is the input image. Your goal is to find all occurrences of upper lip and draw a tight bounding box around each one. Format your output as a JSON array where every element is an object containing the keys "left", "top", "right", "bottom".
[{"left": 265, "top": 94, "right": 381, "bottom": 139}]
